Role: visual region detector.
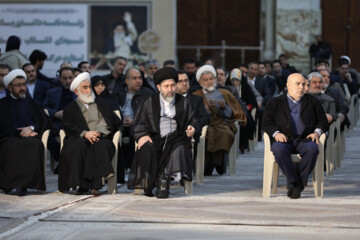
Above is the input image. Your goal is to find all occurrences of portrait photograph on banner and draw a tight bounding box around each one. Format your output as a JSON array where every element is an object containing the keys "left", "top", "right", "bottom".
[{"left": 90, "top": 4, "right": 151, "bottom": 72}]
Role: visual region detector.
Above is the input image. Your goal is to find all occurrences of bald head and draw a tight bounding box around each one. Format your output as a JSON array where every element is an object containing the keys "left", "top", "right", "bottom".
[{"left": 286, "top": 73, "right": 306, "bottom": 101}]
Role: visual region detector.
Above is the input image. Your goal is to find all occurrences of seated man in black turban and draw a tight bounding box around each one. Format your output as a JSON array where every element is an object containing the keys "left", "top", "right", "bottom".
[{"left": 127, "top": 67, "right": 198, "bottom": 198}]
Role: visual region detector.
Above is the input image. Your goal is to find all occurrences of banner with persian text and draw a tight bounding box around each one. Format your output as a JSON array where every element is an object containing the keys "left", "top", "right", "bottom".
[{"left": 0, "top": 4, "right": 87, "bottom": 77}]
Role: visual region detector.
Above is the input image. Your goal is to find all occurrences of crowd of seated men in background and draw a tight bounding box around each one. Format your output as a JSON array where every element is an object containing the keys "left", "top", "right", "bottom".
[{"left": 0, "top": 34, "right": 359, "bottom": 198}]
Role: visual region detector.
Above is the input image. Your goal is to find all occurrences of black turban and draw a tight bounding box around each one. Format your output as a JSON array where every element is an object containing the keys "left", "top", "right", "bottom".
[{"left": 153, "top": 67, "right": 178, "bottom": 85}]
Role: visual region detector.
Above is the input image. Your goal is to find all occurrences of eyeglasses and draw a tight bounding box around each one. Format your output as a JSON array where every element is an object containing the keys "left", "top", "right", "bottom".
[
  {"left": 11, "top": 82, "right": 26, "bottom": 88},
  {"left": 178, "top": 79, "right": 189, "bottom": 84}
]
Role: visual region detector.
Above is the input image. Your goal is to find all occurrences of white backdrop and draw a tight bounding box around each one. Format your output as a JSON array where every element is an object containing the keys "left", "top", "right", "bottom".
[{"left": 0, "top": 4, "right": 88, "bottom": 77}]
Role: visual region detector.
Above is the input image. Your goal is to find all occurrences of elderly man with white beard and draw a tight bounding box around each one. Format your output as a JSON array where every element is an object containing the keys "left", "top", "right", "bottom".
[
  {"left": 127, "top": 67, "right": 197, "bottom": 199},
  {"left": 58, "top": 72, "right": 122, "bottom": 196},
  {"left": 193, "top": 65, "right": 246, "bottom": 176}
]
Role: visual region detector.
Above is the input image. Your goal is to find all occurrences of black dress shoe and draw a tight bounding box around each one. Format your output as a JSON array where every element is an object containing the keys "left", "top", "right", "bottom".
[{"left": 289, "top": 181, "right": 304, "bottom": 199}]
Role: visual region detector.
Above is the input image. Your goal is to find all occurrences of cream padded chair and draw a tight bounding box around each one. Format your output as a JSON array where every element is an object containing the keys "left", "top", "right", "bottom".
[
  {"left": 333, "top": 118, "right": 341, "bottom": 169},
  {"left": 195, "top": 125, "right": 208, "bottom": 184},
  {"left": 263, "top": 132, "right": 326, "bottom": 198},
  {"left": 325, "top": 121, "right": 335, "bottom": 176},
  {"left": 59, "top": 110, "right": 122, "bottom": 194}
]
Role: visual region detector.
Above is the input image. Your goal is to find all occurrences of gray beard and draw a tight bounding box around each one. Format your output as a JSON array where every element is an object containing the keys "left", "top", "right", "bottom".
[
  {"left": 78, "top": 92, "right": 95, "bottom": 104},
  {"left": 203, "top": 85, "right": 215, "bottom": 92}
]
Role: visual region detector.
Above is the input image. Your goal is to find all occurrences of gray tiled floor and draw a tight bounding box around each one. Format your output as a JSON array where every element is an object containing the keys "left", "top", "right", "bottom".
[{"left": 1, "top": 120, "right": 360, "bottom": 239}]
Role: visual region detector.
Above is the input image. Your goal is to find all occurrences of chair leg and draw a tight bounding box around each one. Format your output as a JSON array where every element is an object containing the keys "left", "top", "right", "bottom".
[
  {"left": 263, "top": 155, "right": 275, "bottom": 197},
  {"left": 272, "top": 163, "right": 279, "bottom": 194},
  {"left": 184, "top": 180, "right": 193, "bottom": 195}
]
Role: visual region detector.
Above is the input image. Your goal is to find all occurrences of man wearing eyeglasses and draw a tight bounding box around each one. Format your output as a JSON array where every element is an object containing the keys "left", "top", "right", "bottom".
[
  {"left": 193, "top": 65, "right": 247, "bottom": 176},
  {"left": 176, "top": 70, "right": 209, "bottom": 144},
  {"left": 0, "top": 69, "right": 50, "bottom": 196}
]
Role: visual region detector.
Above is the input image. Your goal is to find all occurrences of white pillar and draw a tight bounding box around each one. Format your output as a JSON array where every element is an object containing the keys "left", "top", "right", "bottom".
[{"left": 264, "top": 0, "right": 275, "bottom": 60}]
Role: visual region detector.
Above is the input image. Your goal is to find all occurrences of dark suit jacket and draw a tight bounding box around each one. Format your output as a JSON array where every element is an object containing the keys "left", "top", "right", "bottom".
[
  {"left": 43, "top": 87, "right": 62, "bottom": 118},
  {"left": 324, "top": 87, "right": 348, "bottom": 115},
  {"left": 186, "top": 93, "right": 210, "bottom": 140},
  {"left": 63, "top": 98, "right": 122, "bottom": 141},
  {"left": 262, "top": 93, "right": 328, "bottom": 143},
  {"left": 26, "top": 80, "right": 51, "bottom": 106},
  {"left": 142, "top": 76, "right": 159, "bottom": 95},
  {"left": 113, "top": 86, "right": 153, "bottom": 116},
  {"left": 255, "top": 75, "right": 273, "bottom": 105},
  {"left": 103, "top": 72, "right": 126, "bottom": 94}
]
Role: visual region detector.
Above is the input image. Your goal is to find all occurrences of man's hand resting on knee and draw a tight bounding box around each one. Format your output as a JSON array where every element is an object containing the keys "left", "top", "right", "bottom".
[{"left": 274, "top": 132, "right": 288, "bottom": 142}]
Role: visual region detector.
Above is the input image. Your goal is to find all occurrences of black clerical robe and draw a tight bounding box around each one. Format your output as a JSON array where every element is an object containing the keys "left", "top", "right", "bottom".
[
  {"left": 58, "top": 98, "right": 122, "bottom": 192},
  {"left": 127, "top": 94, "right": 197, "bottom": 193},
  {"left": 0, "top": 96, "right": 50, "bottom": 193}
]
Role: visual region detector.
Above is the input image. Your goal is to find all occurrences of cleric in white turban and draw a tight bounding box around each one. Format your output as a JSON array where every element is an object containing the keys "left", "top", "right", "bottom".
[
  {"left": 0, "top": 68, "right": 49, "bottom": 196},
  {"left": 3, "top": 69, "right": 27, "bottom": 88},
  {"left": 192, "top": 65, "right": 246, "bottom": 176},
  {"left": 58, "top": 70, "right": 122, "bottom": 196}
]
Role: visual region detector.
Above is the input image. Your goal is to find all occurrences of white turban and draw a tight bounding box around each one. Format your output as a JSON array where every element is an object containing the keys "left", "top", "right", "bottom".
[
  {"left": 3, "top": 69, "right": 27, "bottom": 88},
  {"left": 340, "top": 55, "right": 351, "bottom": 65},
  {"left": 70, "top": 72, "right": 91, "bottom": 92},
  {"left": 196, "top": 65, "right": 216, "bottom": 82}
]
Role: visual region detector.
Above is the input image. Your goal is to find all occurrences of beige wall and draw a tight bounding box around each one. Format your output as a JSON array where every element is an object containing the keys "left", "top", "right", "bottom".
[
  {"left": 151, "top": 0, "right": 176, "bottom": 66},
  {"left": 275, "top": 0, "right": 321, "bottom": 73}
]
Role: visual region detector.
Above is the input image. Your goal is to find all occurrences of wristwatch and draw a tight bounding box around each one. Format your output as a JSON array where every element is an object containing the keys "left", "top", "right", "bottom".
[{"left": 29, "top": 126, "right": 35, "bottom": 131}]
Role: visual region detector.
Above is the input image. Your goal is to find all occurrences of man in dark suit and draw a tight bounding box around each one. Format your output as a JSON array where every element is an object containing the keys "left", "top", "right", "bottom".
[
  {"left": 112, "top": 68, "right": 152, "bottom": 170},
  {"left": 176, "top": 70, "right": 210, "bottom": 143},
  {"left": 58, "top": 72, "right": 122, "bottom": 195},
  {"left": 43, "top": 67, "right": 75, "bottom": 129},
  {"left": 262, "top": 73, "right": 328, "bottom": 199},
  {"left": 271, "top": 60, "right": 291, "bottom": 93},
  {"left": 256, "top": 62, "right": 275, "bottom": 105},
  {"left": 103, "top": 57, "right": 127, "bottom": 94},
  {"left": 23, "top": 63, "right": 50, "bottom": 106}
]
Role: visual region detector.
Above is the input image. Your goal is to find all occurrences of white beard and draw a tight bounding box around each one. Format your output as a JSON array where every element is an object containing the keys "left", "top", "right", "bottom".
[
  {"left": 203, "top": 85, "right": 215, "bottom": 92},
  {"left": 78, "top": 92, "right": 95, "bottom": 104},
  {"left": 323, "top": 83, "right": 329, "bottom": 89}
]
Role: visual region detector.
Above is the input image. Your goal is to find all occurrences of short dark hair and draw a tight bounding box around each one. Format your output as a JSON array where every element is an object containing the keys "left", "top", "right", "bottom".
[
  {"left": 258, "top": 61, "right": 265, "bottom": 66},
  {"left": 22, "top": 63, "right": 33, "bottom": 70},
  {"left": 29, "top": 49, "right": 47, "bottom": 65},
  {"left": 0, "top": 64, "right": 11, "bottom": 71},
  {"left": 184, "top": 58, "right": 196, "bottom": 64},
  {"left": 112, "top": 56, "right": 127, "bottom": 65},
  {"left": 239, "top": 63, "right": 248, "bottom": 69},
  {"left": 163, "top": 59, "right": 175, "bottom": 67},
  {"left": 278, "top": 53, "right": 287, "bottom": 59},
  {"left": 272, "top": 60, "right": 281, "bottom": 66},
  {"left": 177, "top": 70, "right": 189, "bottom": 78},
  {"left": 73, "top": 67, "right": 82, "bottom": 73},
  {"left": 314, "top": 59, "right": 329, "bottom": 67},
  {"left": 59, "top": 67, "right": 74, "bottom": 77},
  {"left": 77, "top": 61, "right": 89, "bottom": 69}
]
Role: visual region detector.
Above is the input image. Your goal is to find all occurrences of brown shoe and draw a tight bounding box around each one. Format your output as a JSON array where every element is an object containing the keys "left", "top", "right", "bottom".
[{"left": 90, "top": 189, "right": 101, "bottom": 196}]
